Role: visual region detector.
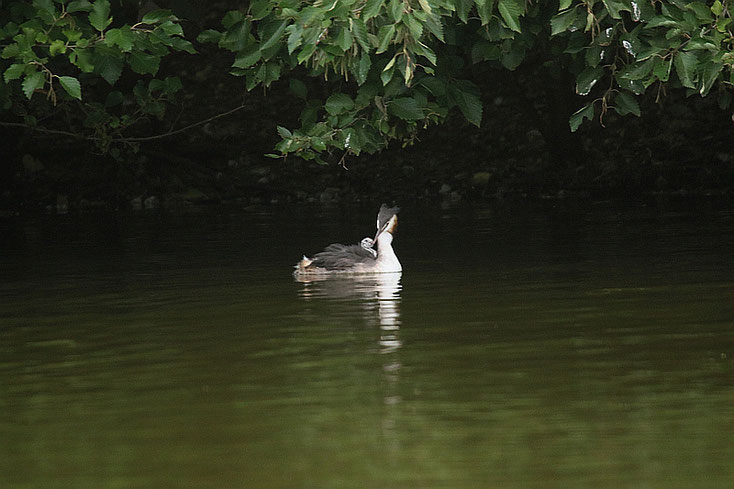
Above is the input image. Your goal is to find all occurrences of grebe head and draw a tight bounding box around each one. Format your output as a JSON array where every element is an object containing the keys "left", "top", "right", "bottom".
[
  {"left": 374, "top": 205, "right": 399, "bottom": 242},
  {"left": 376, "top": 204, "right": 399, "bottom": 230}
]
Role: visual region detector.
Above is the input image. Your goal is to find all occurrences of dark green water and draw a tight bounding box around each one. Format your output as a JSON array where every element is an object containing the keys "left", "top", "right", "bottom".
[{"left": 1, "top": 202, "right": 733, "bottom": 489}]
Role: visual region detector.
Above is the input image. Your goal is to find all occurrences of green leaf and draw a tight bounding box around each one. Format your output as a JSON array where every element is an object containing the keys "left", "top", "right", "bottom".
[
  {"left": 300, "top": 104, "right": 319, "bottom": 128},
  {"left": 142, "top": 9, "right": 173, "bottom": 24},
  {"left": 341, "top": 127, "right": 362, "bottom": 154},
  {"left": 501, "top": 42, "right": 525, "bottom": 70},
  {"left": 220, "top": 20, "right": 251, "bottom": 51},
  {"left": 712, "top": 0, "right": 724, "bottom": 16},
  {"left": 311, "top": 136, "right": 327, "bottom": 151},
  {"left": 569, "top": 102, "right": 594, "bottom": 132},
  {"left": 716, "top": 16, "right": 732, "bottom": 32},
  {"left": 289, "top": 79, "right": 307, "bottom": 99},
  {"left": 159, "top": 20, "right": 184, "bottom": 37},
  {"left": 383, "top": 53, "right": 398, "bottom": 73},
  {"left": 197, "top": 29, "right": 222, "bottom": 44},
  {"left": 559, "top": 0, "right": 573, "bottom": 9},
  {"left": 415, "top": 41, "right": 437, "bottom": 65},
  {"left": 585, "top": 45, "right": 604, "bottom": 67},
  {"left": 163, "top": 76, "right": 182, "bottom": 94},
  {"left": 699, "top": 61, "right": 722, "bottom": 96},
  {"left": 3, "top": 63, "right": 26, "bottom": 82},
  {"left": 222, "top": 11, "right": 245, "bottom": 29},
  {"left": 631, "top": 0, "right": 656, "bottom": 21},
  {"left": 95, "top": 49, "right": 124, "bottom": 84},
  {"left": 356, "top": 52, "right": 371, "bottom": 85},
  {"left": 381, "top": 61, "right": 395, "bottom": 85},
  {"left": 618, "top": 58, "right": 654, "bottom": 81},
  {"left": 364, "top": 0, "right": 384, "bottom": 19},
  {"left": 287, "top": 24, "right": 302, "bottom": 54},
  {"left": 686, "top": 1, "right": 712, "bottom": 21},
  {"left": 106, "top": 27, "right": 134, "bottom": 52},
  {"left": 168, "top": 36, "right": 197, "bottom": 54},
  {"left": 652, "top": 56, "right": 673, "bottom": 82},
  {"left": 350, "top": 18, "right": 371, "bottom": 51},
  {"left": 404, "top": 13, "right": 424, "bottom": 39},
  {"left": 616, "top": 76, "right": 645, "bottom": 95},
  {"left": 22, "top": 71, "right": 45, "bottom": 99},
  {"left": 129, "top": 51, "right": 160, "bottom": 75},
  {"left": 296, "top": 43, "right": 317, "bottom": 64},
  {"left": 550, "top": 8, "right": 579, "bottom": 36},
  {"left": 497, "top": 0, "right": 524, "bottom": 33},
  {"left": 49, "top": 39, "right": 66, "bottom": 56},
  {"left": 36, "top": 32, "right": 50, "bottom": 44},
  {"left": 674, "top": 50, "right": 697, "bottom": 88},
  {"left": 1, "top": 44, "right": 20, "bottom": 59},
  {"left": 644, "top": 16, "right": 678, "bottom": 28},
  {"left": 336, "top": 26, "right": 353, "bottom": 51},
  {"left": 233, "top": 45, "right": 261, "bottom": 68},
  {"left": 70, "top": 48, "right": 95, "bottom": 72},
  {"left": 475, "top": 0, "right": 495, "bottom": 25},
  {"left": 67, "top": 0, "right": 92, "bottom": 13},
  {"left": 601, "top": 0, "right": 629, "bottom": 19},
  {"left": 388, "top": 0, "right": 404, "bottom": 22},
  {"left": 325, "top": 93, "right": 355, "bottom": 115},
  {"left": 89, "top": 0, "right": 112, "bottom": 32},
  {"left": 424, "top": 13, "right": 445, "bottom": 42},
  {"left": 277, "top": 125, "right": 292, "bottom": 139},
  {"left": 471, "top": 40, "right": 501, "bottom": 63},
  {"left": 377, "top": 24, "right": 396, "bottom": 54},
  {"left": 456, "top": 0, "right": 473, "bottom": 22},
  {"left": 250, "top": 0, "right": 274, "bottom": 20},
  {"left": 63, "top": 28, "right": 83, "bottom": 42},
  {"left": 448, "top": 81, "right": 482, "bottom": 127},
  {"left": 260, "top": 20, "right": 288, "bottom": 51},
  {"left": 614, "top": 91, "right": 640, "bottom": 116},
  {"left": 105, "top": 90, "right": 123, "bottom": 107},
  {"left": 33, "top": 0, "right": 55, "bottom": 16},
  {"left": 58, "top": 75, "right": 82, "bottom": 100},
  {"left": 576, "top": 66, "right": 604, "bottom": 95},
  {"left": 149, "top": 76, "right": 182, "bottom": 95},
  {"left": 388, "top": 97, "right": 423, "bottom": 120}
]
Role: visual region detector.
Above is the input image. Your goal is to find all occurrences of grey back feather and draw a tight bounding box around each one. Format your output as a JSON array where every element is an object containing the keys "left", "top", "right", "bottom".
[{"left": 310, "top": 243, "right": 377, "bottom": 270}]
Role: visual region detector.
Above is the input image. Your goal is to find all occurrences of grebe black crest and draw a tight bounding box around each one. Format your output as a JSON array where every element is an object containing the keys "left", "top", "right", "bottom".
[{"left": 294, "top": 204, "right": 402, "bottom": 275}]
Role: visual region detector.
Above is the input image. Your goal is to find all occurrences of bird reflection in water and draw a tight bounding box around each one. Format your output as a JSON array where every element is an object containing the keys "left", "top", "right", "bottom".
[
  {"left": 295, "top": 272, "right": 404, "bottom": 451},
  {"left": 295, "top": 272, "right": 402, "bottom": 354}
]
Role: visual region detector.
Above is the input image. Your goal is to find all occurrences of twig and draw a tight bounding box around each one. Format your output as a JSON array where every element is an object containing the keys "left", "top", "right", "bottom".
[
  {"left": 338, "top": 150, "right": 349, "bottom": 170},
  {"left": 0, "top": 121, "right": 83, "bottom": 138},
  {"left": 0, "top": 103, "right": 248, "bottom": 143}
]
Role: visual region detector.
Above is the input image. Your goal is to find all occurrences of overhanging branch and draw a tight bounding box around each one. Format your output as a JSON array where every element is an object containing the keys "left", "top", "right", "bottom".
[{"left": 0, "top": 103, "right": 248, "bottom": 143}]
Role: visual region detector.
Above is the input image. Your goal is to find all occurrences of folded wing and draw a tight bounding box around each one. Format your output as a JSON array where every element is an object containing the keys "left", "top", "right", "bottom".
[{"left": 310, "top": 243, "right": 377, "bottom": 270}]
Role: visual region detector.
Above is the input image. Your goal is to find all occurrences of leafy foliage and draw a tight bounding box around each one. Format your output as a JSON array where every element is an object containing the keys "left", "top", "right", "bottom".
[
  {"left": 0, "top": 0, "right": 195, "bottom": 150},
  {"left": 196, "top": 0, "right": 734, "bottom": 162},
  {"left": 2, "top": 0, "right": 734, "bottom": 163},
  {"left": 550, "top": 0, "right": 734, "bottom": 129}
]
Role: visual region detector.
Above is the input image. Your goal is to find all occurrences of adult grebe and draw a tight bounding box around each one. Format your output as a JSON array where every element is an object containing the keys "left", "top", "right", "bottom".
[{"left": 294, "top": 204, "right": 402, "bottom": 275}]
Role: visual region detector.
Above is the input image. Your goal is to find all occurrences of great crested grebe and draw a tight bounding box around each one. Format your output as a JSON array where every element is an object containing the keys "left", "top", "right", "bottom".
[{"left": 294, "top": 204, "right": 402, "bottom": 275}]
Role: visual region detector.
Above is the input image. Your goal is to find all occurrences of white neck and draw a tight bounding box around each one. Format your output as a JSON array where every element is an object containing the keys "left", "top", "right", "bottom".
[{"left": 376, "top": 232, "right": 402, "bottom": 272}]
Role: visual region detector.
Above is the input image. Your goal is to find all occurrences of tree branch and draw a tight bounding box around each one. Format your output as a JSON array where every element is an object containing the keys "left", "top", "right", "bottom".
[
  {"left": 0, "top": 121, "right": 82, "bottom": 138},
  {"left": 114, "top": 103, "right": 248, "bottom": 142},
  {"left": 0, "top": 103, "right": 248, "bottom": 143}
]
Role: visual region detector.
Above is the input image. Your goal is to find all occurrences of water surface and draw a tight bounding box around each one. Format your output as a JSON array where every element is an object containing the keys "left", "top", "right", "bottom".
[{"left": 1, "top": 202, "right": 732, "bottom": 488}]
